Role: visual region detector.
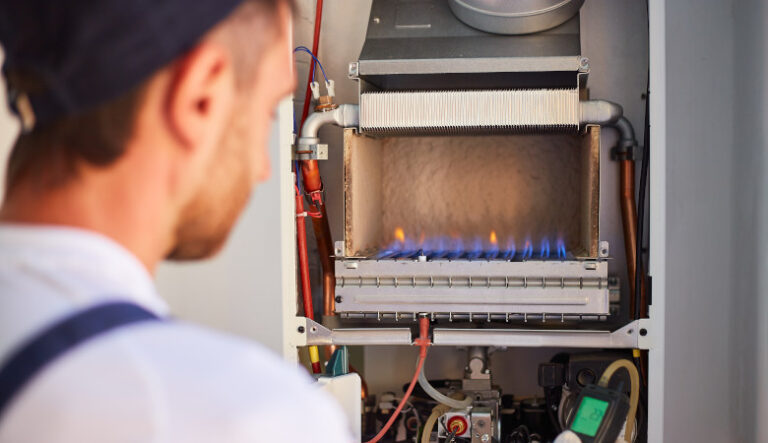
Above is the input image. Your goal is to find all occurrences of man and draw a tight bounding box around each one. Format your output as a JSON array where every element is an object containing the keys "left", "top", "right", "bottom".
[{"left": 0, "top": 0, "right": 353, "bottom": 441}]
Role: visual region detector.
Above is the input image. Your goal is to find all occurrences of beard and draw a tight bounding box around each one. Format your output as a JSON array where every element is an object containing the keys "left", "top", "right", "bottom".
[{"left": 165, "top": 108, "right": 254, "bottom": 261}]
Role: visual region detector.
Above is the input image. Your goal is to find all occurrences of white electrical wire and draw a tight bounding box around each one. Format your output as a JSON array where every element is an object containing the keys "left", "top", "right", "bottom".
[{"left": 417, "top": 365, "right": 473, "bottom": 410}]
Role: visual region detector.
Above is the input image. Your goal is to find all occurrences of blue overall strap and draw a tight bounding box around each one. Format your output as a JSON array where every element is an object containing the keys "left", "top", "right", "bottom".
[{"left": 0, "top": 302, "right": 161, "bottom": 419}]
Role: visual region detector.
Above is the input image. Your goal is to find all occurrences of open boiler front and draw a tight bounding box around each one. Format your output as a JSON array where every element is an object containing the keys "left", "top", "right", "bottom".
[{"left": 288, "top": 1, "right": 655, "bottom": 442}]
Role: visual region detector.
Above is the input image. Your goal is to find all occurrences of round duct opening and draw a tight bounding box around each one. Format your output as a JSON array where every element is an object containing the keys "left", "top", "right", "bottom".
[{"left": 449, "top": 0, "right": 585, "bottom": 35}]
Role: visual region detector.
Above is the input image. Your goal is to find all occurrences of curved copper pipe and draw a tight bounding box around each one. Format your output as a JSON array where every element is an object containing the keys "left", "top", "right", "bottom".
[{"left": 301, "top": 157, "right": 336, "bottom": 319}]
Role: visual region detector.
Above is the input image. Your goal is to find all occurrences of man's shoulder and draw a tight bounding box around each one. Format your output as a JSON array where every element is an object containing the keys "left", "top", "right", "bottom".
[
  {"left": 124, "top": 320, "right": 313, "bottom": 392},
  {"left": 117, "top": 321, "right": 354, "bottom": 442},
  {"left": 1, "top": 320, "right": 354, "bottom": 442}
]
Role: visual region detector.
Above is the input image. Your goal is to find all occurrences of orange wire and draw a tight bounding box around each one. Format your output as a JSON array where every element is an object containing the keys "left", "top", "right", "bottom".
[{"left": 364, "top": 318, "right": 430, "bottom": 443}]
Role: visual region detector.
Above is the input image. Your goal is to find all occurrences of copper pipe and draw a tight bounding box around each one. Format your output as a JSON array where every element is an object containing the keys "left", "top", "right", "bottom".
[
  {"left": 309, "top": 202, "right": 335, "bottom": 317},
  {"left": 300, "top": 156, "right": 335, "bottom": 316},
  {"left": 619, "top": 158, "right": 639, "bottom": 318},
  {"left": 301, "top": 160, "right": 322, "bottom": 193},
  {"left": 619, "top": 158, "right": 647, "bottom": 318},
  {"left": 612, "top": 116, "right": 648, "bottom": 318},
  {"left": 295, "top": 191, "right": 315, "bottom": 320}
]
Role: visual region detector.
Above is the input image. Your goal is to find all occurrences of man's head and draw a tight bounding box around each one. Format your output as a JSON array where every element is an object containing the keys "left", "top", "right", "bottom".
[{"left": 0, "top": 0, "right": 296, "bottom": 266}]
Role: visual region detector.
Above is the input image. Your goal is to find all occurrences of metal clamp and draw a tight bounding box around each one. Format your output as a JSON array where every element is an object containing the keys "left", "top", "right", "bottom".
[
  {"left": 610, "top": 140, "right": 638, "bottom": 161},
  {"left": 293, "top": 143, "right": 328, "bottom": 161}
]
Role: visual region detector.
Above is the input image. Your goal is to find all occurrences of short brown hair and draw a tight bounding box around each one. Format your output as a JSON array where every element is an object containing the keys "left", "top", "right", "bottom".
[{"left": 4, "top": 0, "right": 292, "bottom": 194}]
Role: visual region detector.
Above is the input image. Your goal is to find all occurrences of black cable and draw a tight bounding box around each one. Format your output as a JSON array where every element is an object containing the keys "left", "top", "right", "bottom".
[
  {"left": 634, "top": 71, "right": 650, "bottom": 320},
  {"left": 543, "top": 388, "right": 562, "bottom": 433}
]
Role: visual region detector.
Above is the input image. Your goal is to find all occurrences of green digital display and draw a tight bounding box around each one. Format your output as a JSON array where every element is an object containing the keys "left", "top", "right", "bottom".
[{"left": 571, "top": 396, "right": 610, "bottom": 437}]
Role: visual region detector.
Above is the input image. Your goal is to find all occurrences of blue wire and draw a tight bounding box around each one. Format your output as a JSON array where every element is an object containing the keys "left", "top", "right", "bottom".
[
  {"left": 295, "top": 161, "right": 302, "bottom": 193},
  {"left": 292, "top": 46, "right": 326, "bottom": 194},
  {"left": 293, "top": 46, "right": 329, "bottom": 83}
]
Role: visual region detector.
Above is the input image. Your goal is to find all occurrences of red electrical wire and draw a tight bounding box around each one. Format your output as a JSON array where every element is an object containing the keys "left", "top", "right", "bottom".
[
  {"left": 294, "top": 0, "right": 324, "bottom": 375},
  {"left": 365, "top": 317, "right": 431, "bottom": 443},
  {"left": 295, "top": 0, "right": 324, "bottom": 316},
  {"left": 299, "top": 0, "right": 324, "bottom": 130},
  {"left": 295, "top": 186, "right": 322, "bottom": 374}
]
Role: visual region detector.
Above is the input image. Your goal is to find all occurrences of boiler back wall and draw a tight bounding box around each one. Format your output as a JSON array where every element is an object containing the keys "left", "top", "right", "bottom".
[{"left": 379, "top": 135, "right": 582, "bottom": 251}]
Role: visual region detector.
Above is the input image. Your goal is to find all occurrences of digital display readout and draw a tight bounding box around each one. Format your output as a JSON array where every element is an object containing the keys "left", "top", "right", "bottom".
[{"left": 571, "top": 396, "right": 610, "bottom": 437}]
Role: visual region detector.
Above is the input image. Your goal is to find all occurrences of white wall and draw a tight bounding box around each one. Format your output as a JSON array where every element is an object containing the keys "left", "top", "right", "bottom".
[
  {"left": 663, "top": 0, "right": 768, "bottom": 441},
  {"left": 662, "top": 1, "right": 735, "bottom": 441},
  {"left": 732, "top": 1, "right": 768, "bottom": 441}
]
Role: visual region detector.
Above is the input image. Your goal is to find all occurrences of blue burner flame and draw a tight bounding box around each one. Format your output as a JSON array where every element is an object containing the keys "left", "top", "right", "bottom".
[
  {"left": 556, "top": 238, "right": 567, "bottom": 259},
  {"left": 444, "top": 237, "right": 464, "bottom": 259},
  {"left": 502, "top": 237, "right": 516, "bottom": 259},
  {"left": 486, "top": 242, "right": 500, "bottom": 259},
  {"left": 377, "top": 230, "right": 568, "bottom": 261},
  {"left": 423, "top": 236, "right": 449, "bottom": 259},
  {"left": 522, "top": 238, "right": 534, "bottom": 260},
  {"left": 540, "top": 238, "right": 551, "bottom": 258},
  {"left": 465, "top": 236, "right": 483, "bottom": 260}
]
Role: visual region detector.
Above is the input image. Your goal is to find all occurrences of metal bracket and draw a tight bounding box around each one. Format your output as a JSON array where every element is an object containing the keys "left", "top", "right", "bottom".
[
  {"left": 637, "top": 318, "right": 652, "bottom": 350},
  {"left": 599, "top": 241, "right": 610, "bottom": 258},
  {"left": 432, "top": 320, "right": 649, "bottom": 349},
  {"left": 348, "top": 61, "right": 359, "bottom": 79},
  {"left": 296, "top": 317, "right": 412, "bottom": 347},
  {"left": 293, "top": 143, "right": 328, "bottom": 161},
  {"left": 293, "top": 317, "right": 651, "bottom": 350}
]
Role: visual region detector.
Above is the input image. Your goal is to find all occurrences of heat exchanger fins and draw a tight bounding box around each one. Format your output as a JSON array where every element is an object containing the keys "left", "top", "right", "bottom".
[{"left": 359, "top": 88, "right": 580, "bottom": 135}]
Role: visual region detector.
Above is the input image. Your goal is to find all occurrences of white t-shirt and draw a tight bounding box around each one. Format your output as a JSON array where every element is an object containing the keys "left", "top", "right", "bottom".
[{"left": 0, "top": 224, "right": 354, "bottom": 443}]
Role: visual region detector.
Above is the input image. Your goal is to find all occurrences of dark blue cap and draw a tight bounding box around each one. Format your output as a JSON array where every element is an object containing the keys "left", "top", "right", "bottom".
[{"left": 0, "top": 0, "right": 245, "bottom": 131}]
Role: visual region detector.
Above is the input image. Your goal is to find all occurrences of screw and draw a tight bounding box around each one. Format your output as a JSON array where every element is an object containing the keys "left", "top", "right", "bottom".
[
  {"left": 297, "top": 326, "right": 305, "bottom": 333},
  {"left": 335, "top": 295, "right": 343, "bottom": 304},
  {"left": 580, "top": 57, "right": 590, "bottom": 69},
  {"left": 373, "top": 17, "right": 380, "bottom": 24}
]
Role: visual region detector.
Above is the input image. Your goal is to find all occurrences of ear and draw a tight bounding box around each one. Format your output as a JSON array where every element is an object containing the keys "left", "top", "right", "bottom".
[{"left": 164, "top": 42, "right": 236, "bottom": 150}]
